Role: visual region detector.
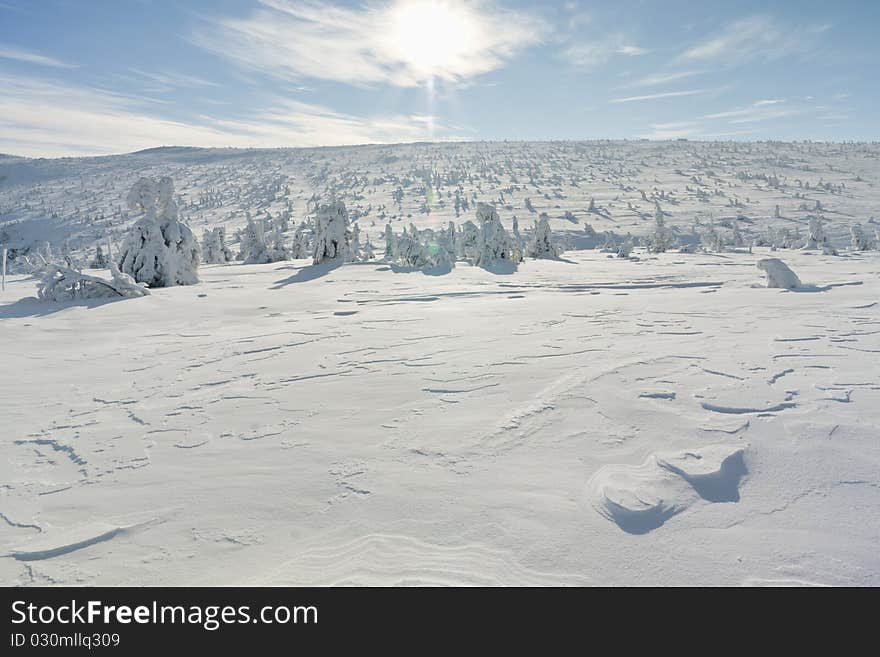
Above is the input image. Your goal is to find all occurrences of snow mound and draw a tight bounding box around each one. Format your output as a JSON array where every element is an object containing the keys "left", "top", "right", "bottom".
[
  {"left": 588, "top": 443, "right": 747, "bottom": 533},
  {"left": 757, "top": 258, "right": 801, "bottom": 289}
]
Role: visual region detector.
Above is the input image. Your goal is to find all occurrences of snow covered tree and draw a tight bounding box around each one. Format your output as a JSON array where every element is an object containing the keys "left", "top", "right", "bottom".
[
  {"left": 525, "top": 213, "right": 561, "bottom": 259},
  {"left": 383, "top": 223, "right": 397, "bottom": 261},
  {"left": 804, "top": 216, "right": 828, "bottom": 250},
  {"left": 851, "top": 224, "right": 870, "bottom": 251},
  {"left": 290, "top": 222, "right": 312, "bottom": 259},
  {"left": 362, "top": 236, "right": 375, "bottom": 260},
  {"left": 647, "top": 203, "right": 674, "bottom": 253},
  {"left": 37, "top": 261, "right": 150, "bottom": 301},
  {"left": 312, "top": 201, "right": 351, "bottom": 265},
  {"left": 89, "top": 245, "right": 108, "bottom": 269},
  {"left": 238, "top": 217, "right": 271, "bottom": 264},
  {"left": 474, "top": 202, "right": 521, "bottom": 267},
  {"left": 202, "top": 226, "right": 233, "bottom": 264},
  {"left": 118, "top": 177, "right": 200, "bottom": 287}
]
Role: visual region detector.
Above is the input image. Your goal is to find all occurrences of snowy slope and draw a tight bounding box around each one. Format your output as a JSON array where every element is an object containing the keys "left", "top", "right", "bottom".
[
  {"left": 2, "top": 141, "right": 878, "bottom": 269},
  {"left": 1, "top": 246, "right": 879, "bottom": 586}
]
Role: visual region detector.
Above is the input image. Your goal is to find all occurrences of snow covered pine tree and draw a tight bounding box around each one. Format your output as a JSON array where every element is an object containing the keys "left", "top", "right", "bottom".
[{"left": 118, "top": 177, "right": 200, "bottom": 287}]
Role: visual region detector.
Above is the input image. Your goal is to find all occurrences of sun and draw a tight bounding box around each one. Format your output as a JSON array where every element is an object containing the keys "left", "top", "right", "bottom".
[{"left": 389, "top": 0, "right": 471, "bottom": 77}]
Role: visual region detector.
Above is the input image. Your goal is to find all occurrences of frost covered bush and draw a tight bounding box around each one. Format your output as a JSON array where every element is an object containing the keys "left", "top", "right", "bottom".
[
  {"left": 313, "top": 201, "right": 351, "bottom": 265},
  {"left": 757, "top": 258, "right": 801, "bottom": 289},
  {"left": 118, "top": 177, "right": 200, "bottom": 287},
  {"left": 37, "top": 263, "right": 150, "bottom": 301},
  {"left": 525, "top": 213, "right": 561, "bottom": 259}
]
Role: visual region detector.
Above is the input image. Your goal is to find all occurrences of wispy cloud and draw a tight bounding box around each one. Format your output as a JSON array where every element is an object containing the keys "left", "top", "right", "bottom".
[
  {"left": 610, "top": 88, "right": 709, "bottom": 104},
  {"left": 702, "top": 99, "right": 802, "bottom": 123},
  {"left": 0, "top": 74, "right": 462, "bottom": 158},
  {"left": 0, "top": 44, "right": 77, "bottom": 69},
  {"left": 560, "top": 35, "right": 649, "bottom": 70},
  {"left": 192, "top": 0, "right": 548, "bottom": 88},
  {"left": 128, "top": 69, "right": 221, "bottom": 90},
  {"left": 621, "top": 70, "right": 702, "bottom": 89},
  {"left": 679, "top": 15, "right": 830, "bottom": 65}
]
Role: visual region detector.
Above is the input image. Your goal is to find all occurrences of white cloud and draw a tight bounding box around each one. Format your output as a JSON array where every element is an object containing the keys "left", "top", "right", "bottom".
[
  {"left": 621, "top": 70, "right": 702, "bottom": 89},
  {"left": 617, "top": 45, "right": 648, "bottom": 56},
  {"left": 610, "top": 89, "right": 709, "bottom": 104},
  {"left": 702, "top": 99, "right": 802, "bottom": 124},
  {"left": 680, "top": 15, "right": 830, "bottom": 65},
  {"left": 0, "top": 74, "right": 462, "bottom": 158},
  {"left": 561, "top": 34, "right": 648, "bottom": 70},
  {"left": 0, "top": 44, "right": 77, "bottom": 69},
  {"left": 192, "top": 0, "right": 548, "bottom": 88},
  {"left": 128, "top": 69, "right": 221, "bottom": 90},
  {"left": 637, "top": 121, "right": 703, "bottom": 140}
]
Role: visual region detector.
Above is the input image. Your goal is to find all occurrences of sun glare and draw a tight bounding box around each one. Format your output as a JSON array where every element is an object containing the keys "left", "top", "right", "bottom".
[{"left": 390, "top": 0, "right": 471, "bottom": 76}]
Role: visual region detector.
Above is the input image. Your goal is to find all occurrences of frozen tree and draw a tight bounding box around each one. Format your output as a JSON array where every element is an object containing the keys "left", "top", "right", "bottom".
[
  {"left": 201, "top": 227, "right": 233, "bottom": 264},
  {"left": 349, "top": 223, "right": 362, "bottom": 261},
  {"left": 757, "top": 258, "right": 801, "bottom": 289},
  {"left": 118, "top": 177, "right": 200, "bottom": 287},
  {"left": 267, "top": 229, "right": 291, "bottom": 261},
  {"left": 851, "top": 224, "right": 870, "bottom": 251},
  {"left": 647, "top": 203, "right": 674, "bottom": 253},
  {"left": 362, "top": 236, "right": 375, "bottom": 261},
  {"left": 37, "top": 262, "right": 150, "bottom": 301},
  {"left": 457, "top": 221, "right": 481, "bottom": 262},
  {"left": 238, "top": 217, "right": 271, "bottom": 264},
  {"left": 441, "top": 221, "right": 457, "bottom": 260},
  {"left": 395, "top": 231, "right": 424, "bottom": 267},
  {"left": 474, "top": 203, "right": 521, "bottom": 266},
  {"left": 525, "top": 213, "right": 561, "bottom": 259},
  {"left": 804, "top": 216, "right": 828, "bottom": 250},
  {"left": 312, "top": 201, "right": 351, "bottom": 265},
  {"left": 89, "top": 245, "right": 108, "bottom": 269},
  {"left": 290, "top": 222, "right": 312, "bottom": 259},
  {"left": 383, "top": 223, "right": 397, "bottom": 261}
]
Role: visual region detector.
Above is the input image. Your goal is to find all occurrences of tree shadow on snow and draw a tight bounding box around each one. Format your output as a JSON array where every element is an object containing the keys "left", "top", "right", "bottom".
[
  {"left": 0, "top": 295, "right": 135, "bottom": 319},
  {"left": 270, "top": 259, "right": 343, "bottom": 288}
]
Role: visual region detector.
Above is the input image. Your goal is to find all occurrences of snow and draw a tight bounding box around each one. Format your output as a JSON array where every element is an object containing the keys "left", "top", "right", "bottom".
[{"left": 1, "top": 140, "right": 879, "bottom": 586}]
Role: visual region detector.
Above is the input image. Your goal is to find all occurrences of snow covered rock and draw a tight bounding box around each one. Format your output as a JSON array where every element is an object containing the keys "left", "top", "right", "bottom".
[
  {"left": 118, "top": 177, "right": 199, "bottom": 287},
  {"left": 757, "top": 258, "right": 801, "bottom": 289}
]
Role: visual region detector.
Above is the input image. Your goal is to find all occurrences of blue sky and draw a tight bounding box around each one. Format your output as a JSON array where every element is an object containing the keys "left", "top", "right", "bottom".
[{"left": 0, "top": 0, "right": 877, "bottom": 157}]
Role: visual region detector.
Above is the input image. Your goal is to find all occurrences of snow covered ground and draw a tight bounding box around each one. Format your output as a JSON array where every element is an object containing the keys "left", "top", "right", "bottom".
[
  {"left": 1, "top": 247, "right": 878, "bottom": 585},
  {"left": 1, "top": 141, "right": 879, "bottom": 585}
]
